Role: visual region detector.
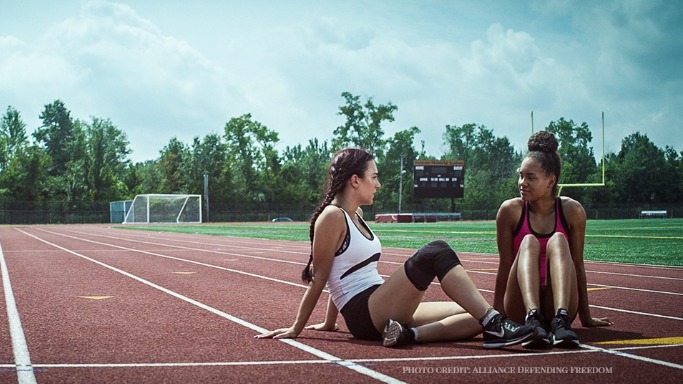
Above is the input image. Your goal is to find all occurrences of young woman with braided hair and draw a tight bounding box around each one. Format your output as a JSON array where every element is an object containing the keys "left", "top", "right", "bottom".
[
  {"left": 493, "top": 131, "right": 612, "bottom": 348},
  {"left": 257, "top": 148, "right": 535, "bottom": 348}
]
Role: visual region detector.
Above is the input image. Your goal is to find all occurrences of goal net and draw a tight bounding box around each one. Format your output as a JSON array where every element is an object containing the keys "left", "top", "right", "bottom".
[{"left": 122, "top": 194, "right": 202, "bottom": 224}]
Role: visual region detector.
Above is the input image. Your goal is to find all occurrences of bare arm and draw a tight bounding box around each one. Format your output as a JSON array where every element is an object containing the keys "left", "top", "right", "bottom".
[
  {"left": 306, "top": 295, "right": 339, "bottom": 332},
  {"left": 493, "top": 199, "right": 520, "bottom": 314},
  {"left": 565, "top": 198, "right": 612, "bottom": 327},
  {"left": 256, "top": 207, "right": 345, "bottom": 338}
]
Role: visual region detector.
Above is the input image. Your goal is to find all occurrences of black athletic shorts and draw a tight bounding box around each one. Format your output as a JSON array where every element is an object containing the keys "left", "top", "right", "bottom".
[{"left": 339, "top": 284, "right": 383, "bottom": 341}]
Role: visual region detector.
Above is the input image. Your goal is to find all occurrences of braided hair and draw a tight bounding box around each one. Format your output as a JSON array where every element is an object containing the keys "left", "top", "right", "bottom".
[
  {"left": 301, "top": 148, "right": 374, "bottom": 283},
  {"left": 525, "top": 131, "right": 562, "bottom": 195}
]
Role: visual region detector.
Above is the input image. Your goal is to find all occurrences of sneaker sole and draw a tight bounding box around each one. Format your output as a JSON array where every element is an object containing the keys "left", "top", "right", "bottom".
[
  {"left": 551, "top": 337, "right": 580, "bottom": 348},
  {"left": 522, "top": 336, "right": 552, "bottom": 348},
  {"left": 382, "top": 320, "right": 402, "bottom": 347},
  {"left": 484, "top": 331, "right": 536, "bottom": 349}
]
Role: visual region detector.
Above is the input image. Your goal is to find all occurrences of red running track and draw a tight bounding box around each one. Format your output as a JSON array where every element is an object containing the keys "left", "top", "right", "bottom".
[{"left": 0, "top": 224, "right": 681, "bottom": 383}]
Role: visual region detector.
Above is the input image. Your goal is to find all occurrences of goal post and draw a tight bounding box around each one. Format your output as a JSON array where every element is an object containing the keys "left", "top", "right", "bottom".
[
  {"left": 122, "top": 194, "right": 202, "bottom": 224},
  {"left": 531, "top": 111, "right": 606, "bottom": 195}
]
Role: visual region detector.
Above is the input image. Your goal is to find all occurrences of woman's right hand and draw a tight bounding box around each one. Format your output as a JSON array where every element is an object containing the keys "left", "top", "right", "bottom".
[
  {"left": 305, "top": 322, "right": 339, "bottom": 332},
  {"left": 254, "top": 327, "right": 300, "bottom": 340}
]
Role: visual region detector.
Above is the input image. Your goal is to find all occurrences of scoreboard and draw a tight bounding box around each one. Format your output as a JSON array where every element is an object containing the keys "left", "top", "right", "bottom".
[{"left": 413, "top": 160, "right": 465, "bottom": 198}]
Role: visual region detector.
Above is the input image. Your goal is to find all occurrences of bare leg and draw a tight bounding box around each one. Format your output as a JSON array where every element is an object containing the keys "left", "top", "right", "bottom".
[
  {"left": 370, "top": 266, "right": 490, "bottom": 343},
  {"left": 516, "top": 235, "right": 543, "bottom": 312},
  {"left": 370, "top": 241, "right": 535, "bottom": 346},
  {"left": 410, "top": 302, "right": 480, "bottom": 342},
  {"left": 438, "top": 265, "right": 491, "bottom": 320},
  {"left": 368, "top": 266, "right": 426, "bottom": 331},
  {"left": 503, "top": 235, "right": 543, "bottom": 323},
  {"left": 546, "top": 233, "right": 579, "bottom": 317}
]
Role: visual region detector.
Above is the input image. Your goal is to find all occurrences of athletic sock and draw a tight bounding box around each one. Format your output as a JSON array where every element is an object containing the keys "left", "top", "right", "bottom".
[
  {"left": 480, "top": 308, "right": 499, "bottom": 327},
  {"left": 411, "top": 327, "right": 419, "bottom": 342}
]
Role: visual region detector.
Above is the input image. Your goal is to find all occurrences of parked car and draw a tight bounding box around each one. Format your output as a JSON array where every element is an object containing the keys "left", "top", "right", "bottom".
[{"left": 271, "top": 217, "right": 293, "bottom": 222}]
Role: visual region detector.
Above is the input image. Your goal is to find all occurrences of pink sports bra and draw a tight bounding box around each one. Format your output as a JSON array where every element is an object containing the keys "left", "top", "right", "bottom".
[{"left": 512, "top": 197, "right": 570, "bottom": 287}]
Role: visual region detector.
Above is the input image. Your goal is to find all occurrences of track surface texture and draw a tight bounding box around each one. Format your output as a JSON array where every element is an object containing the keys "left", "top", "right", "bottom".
[{"left": 1, "top": 224, "right": 681, "bottom": 383}]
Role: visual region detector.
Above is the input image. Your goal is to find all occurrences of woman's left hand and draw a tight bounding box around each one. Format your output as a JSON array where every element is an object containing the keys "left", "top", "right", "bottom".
[
  {"left": 583, "top": 317, "right": 613, "bottom": 327},
  {"left": 305, "top": 322, "right": 339, "bottom": 332}
]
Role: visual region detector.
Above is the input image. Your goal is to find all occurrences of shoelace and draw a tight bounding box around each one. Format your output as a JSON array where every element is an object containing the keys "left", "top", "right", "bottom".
[
  {"left": 554, "top": 314, "right": 570, "bottom": 329},
  {"left": 502, "top": 319, "right": 518, "bottom": 332}
]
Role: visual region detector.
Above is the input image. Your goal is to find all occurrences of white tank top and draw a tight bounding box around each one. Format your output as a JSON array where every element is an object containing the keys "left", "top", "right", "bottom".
[{"left": 326, "top": 207, "right": 384, "bottom": 310}]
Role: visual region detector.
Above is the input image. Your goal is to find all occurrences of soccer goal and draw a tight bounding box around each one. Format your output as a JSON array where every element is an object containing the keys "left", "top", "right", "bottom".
[{"left": 122, "top": 194, "right": 202, "bottom": 224}]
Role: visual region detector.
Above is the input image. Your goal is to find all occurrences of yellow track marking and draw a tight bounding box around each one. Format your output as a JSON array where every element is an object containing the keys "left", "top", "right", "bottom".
[
  {"left": 172, "top": 271, "right": 197, "bottom": 275},
  {"left": 78, "top": 296, "right": 113, "bottom": 300},
  {"left": 587, "top": 287, "right": 612, "bottom": 292},
  {"left": 595, "top": 336, "right": 683, "bottom": 345}
]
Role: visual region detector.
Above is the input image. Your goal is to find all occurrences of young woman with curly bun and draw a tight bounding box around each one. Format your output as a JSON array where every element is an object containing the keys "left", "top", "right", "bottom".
[{"left": 493, "top": 131, "right": 612, "bottom": 348}]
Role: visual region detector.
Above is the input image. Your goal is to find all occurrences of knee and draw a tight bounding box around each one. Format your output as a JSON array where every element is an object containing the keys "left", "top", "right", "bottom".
[
  {"left": 547, "top": 233, "right": 570, "bottom": 252},
  {"left": 520, "top": 234, "right": 540, "bottom": 248},
  {"left": 404, "top": 240, "right": 461, "bottom": 291},
  {"left": 548, "top": 232, "right": 568, "bottom": 245},
  {"left": 519, "top": 235, "right": 540, "bottom": 258}
]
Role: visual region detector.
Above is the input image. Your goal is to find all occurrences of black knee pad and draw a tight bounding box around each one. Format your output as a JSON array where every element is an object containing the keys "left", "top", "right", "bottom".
[{"left": 404, "top": 240, "right": 462, "bottom": 291}]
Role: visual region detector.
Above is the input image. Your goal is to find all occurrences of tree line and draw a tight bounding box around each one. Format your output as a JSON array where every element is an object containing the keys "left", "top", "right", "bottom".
[{"left": 1, "top": 92, "right": 681, "bottom": 222}]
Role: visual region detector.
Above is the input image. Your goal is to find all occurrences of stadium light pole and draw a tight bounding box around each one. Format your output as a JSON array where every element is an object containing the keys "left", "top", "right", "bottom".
[
  {"left": 398, "top": 156, "right": 404, "bottom": 213},
  {"left": 203, "top": 173, "right": 209, "bottom": 222}
]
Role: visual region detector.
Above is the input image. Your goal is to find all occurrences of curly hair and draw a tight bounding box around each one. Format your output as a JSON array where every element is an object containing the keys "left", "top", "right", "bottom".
[
  {"left": 301, "top": 148, "right": 374, "bottom": 283},
  {"left": 525, "top": 130, "right": 562, "bottom": 195}
]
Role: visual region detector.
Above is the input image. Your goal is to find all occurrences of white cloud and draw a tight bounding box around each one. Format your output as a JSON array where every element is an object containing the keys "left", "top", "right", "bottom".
[{"left": 0, "top": 0, "right": 679, "bottom": 163}]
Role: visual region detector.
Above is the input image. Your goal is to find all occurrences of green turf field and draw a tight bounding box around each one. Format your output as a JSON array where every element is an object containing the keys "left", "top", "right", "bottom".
[{"left": 121, "top": 218, "right": 683, "bottom": 266}]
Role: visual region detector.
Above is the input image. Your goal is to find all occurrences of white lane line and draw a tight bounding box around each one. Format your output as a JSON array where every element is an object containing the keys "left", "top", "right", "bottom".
[
  {"left": 53, "top": 228, "right": 683, "bottom": 297},
  {"left": 40, "top": 227, "right": 683, "bottom": 321},
  {"left": 0, "top": 242, "right": 38, "bottom": 384},
  {"left": 23, "top": 227, "right": 683, "bottom": 373},
  {"left": 581, "top": 344, "right": 683, "bottom": 370},
  {"left": 587, "top": 270, "right": 683, "bottom": 281},
  {"left": 16, "top": 228, "right": 405, "bottom": 384},
  {"left": 0, "top": 343, "right": 678, "bottom": 370},
  {"left": 35, "top": 228, "right": 310, "bottom": 289},
  {"left": 589, "top": 305, "right": 683, "bottom": 321},
  {"left": 589, "top": 283, "right": 683, "bottom": 296}
]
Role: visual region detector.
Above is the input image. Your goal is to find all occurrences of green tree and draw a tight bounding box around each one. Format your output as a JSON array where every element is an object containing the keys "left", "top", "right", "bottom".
[
  {"left": 280, "top": 138, "right": 331, "bottom": 205},
  {"left": 158, "top": 138, "right": 189, "bottom": 193},
  {"left": 224, "top": 114, "right": 280, "bottom": 202},
  {"left": 443, "top": 124, "right": 518, "bottom": 209},
  {"left": 545, "top": 118, "right": 598, "bottom": 201},
  {"left": 0, "top": 145, "right": 48, "bottom": 201},
  {"left": 0, "top": 106, "right": 29, "bottom": 171},
  {"left": 662, "top": 146, "right": 682, "bottom": 203},
  {"left": 60, "top": 120, "right": 89, "bottom": 201},
  {"left": 85, "top": 117, "right": 131, "bottom": 201},
  {"left": 614, "top": 132, "right": 668, "bottom": 203},
  {"left": 332, "top": 92, "right": 396, "bottom": 158},
  {"left": 183, "top": 133, "right": 233, "bottom": 206},
  {"left": 129, "top": 160, "right": 164, "bottom": 195},
  {"left": 34, "top": 100, "right": 75, "bottom": 176},
  {"left": 377, "top": 127, "right": 422, "bottom": 213}
]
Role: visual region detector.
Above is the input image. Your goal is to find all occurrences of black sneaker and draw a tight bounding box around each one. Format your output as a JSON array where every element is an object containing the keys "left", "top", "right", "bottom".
[
  {"left": 522, "top": 308, "right": 551, "bottom": 348},
  {"left": 550, "top": 308, "right": 579, "bottom": 348},
  {"left": 482, "top": 313, "right": 537, "bottom": 349},
  {"left": 382, "top": 319, "right": 415, "bottom": 348}
]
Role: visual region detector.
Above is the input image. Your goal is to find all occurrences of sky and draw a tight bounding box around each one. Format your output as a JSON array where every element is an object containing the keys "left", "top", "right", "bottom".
[{"left": 1, "top": 0, "right": 681, "bottom": 163}]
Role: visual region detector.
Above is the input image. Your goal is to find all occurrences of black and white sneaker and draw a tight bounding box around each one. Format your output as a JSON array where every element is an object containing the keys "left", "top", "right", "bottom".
[
  {"left": 522, "top": 308, "right": 551, "bottom": 348},
  {"left": 382, "top": 319, "right": 415, "bottom": 348},
  {"left": 482, "top": 313, "right": 537, "bottom": 349},
  {"left": 550, "top": 308, "right": 579, "bottom": 348}
]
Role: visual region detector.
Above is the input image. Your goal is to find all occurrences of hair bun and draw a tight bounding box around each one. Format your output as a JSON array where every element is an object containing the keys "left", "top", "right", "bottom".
[{"left": 528, "top": 131, "right": 558, "bottom": 153}]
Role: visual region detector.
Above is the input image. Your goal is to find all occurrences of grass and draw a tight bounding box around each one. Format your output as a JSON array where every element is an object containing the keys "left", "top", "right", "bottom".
[{"left": 119, "top": 218, "right": 683, "bottom": 266}]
